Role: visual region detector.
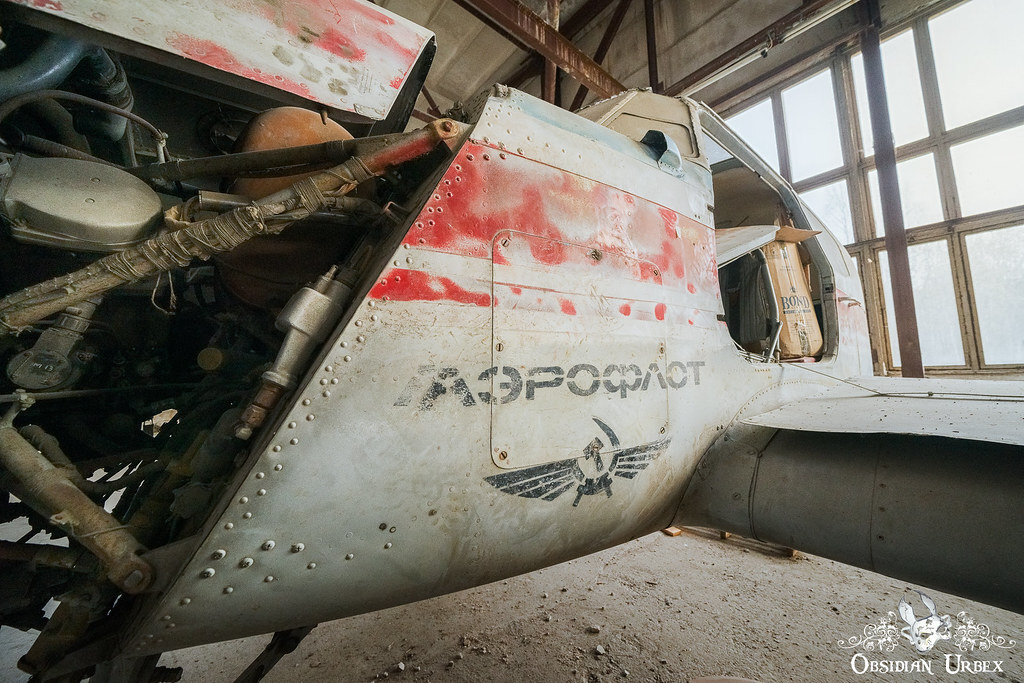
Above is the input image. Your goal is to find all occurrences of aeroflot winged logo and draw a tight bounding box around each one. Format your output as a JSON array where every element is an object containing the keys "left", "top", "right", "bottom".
[
  {"left": 484, "top": 418, "right": 669, "bottom": 507},
  {"left": 838, "top": 592, "right": 1016, "bottom": 676}
]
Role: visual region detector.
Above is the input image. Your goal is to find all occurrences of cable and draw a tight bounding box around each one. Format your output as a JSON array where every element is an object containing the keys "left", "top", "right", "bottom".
[{"left": 0, "top": 89, "right": 168, "bottom": 160}]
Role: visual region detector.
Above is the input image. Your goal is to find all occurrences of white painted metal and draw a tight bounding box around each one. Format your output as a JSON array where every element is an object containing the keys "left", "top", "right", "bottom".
[
  {"left": 7, "top": 0, "right": 433, "bottom": 119},
  {"left": 115, "top": 87, "right": 874, "bottom": 658},
  {"left": 743, "top": 376, "right": 1024, "bottom": 445},
  {"left": 715, "top": 225, "right": 778, "bottom": 267}
]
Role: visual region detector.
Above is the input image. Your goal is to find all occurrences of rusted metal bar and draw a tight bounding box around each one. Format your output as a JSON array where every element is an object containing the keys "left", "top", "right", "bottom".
[
  {"left": 643, "top": 0, "right": 660, "bottom": 91},
  {"left": 127, "top": 127, "right": 423, "bottom": 183},
  {"left": 410, "top": 109, "right": 433, "bottom": 123},
  {"left": 861, "top": 2, "right": 923, "bottom": 377},
  {"left": 421, "top": 87, "right": 443, "bottom": 117},
  {"left": 570, "top": 0, "right": 632, "bottom": 110},
  {"left": 507, "top": 0, "right": 618, "bottom": 89},
  {"left": 542, "top": 0, "right": 561, "bottom": 104},
  {"left": 457, "top": 0, "right": 625, "bottom": 98},
  {"left": 662, "top": 0, "right": 850, "bottom": 97},
  {"left": 0, "top": 409, "right": 153, "bottom": 592},
  {"left": 0, "top": 540, "right": 96, "bottom": 572}
]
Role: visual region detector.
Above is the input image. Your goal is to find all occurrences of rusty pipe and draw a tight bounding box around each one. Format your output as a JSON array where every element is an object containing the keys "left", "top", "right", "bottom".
[
  {"left": 0, "top": 540, "right": 97, "bottom": 573},
  {"left": 0, "top": 424, "right": 153, "bottom": 593}
]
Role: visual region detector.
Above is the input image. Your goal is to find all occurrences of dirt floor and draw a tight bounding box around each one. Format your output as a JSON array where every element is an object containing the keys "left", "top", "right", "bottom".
[
  {"left": 2, "top": 528, "right": 1020, "bottom": 682},
  {"left": 154, "top": 528, "right": 1023, "bottom": 683}
]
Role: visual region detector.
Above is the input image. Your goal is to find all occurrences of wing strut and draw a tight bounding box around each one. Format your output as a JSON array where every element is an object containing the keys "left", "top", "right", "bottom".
[{"left": 234, "top": 625, "right": 318, "bottom": 683}]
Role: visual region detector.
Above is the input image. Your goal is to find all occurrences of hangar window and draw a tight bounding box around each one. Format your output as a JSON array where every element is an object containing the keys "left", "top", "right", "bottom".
[
  {"left": 723, "top": 99, "right": 779, "bottom": 171},
  {"left": 708, "top": 0, "right": 1024, "bottom": 377}
]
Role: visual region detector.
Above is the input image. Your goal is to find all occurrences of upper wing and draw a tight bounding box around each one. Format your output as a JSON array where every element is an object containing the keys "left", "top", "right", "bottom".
[
  {"left": 484, "top": 458, "right": 585, "bottom": 501},
  {"left": 741, "top": 377, "right": 1024, "bottom": 446},
  {"left": 609, "top": 438, "right": 671, "bottom": 479}
]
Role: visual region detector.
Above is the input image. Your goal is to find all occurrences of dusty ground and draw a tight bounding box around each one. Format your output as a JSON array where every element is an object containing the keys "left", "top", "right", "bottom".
[
  {"left": 2, "top": 528, "right": 1020, "bottom": 682},
  {"left": 151, "top": 528, "right": 1023, "bottom": 683}
]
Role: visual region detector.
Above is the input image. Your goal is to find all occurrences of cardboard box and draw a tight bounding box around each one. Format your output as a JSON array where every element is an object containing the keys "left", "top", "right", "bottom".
[{"left": 762, "top": 226, "right": 823, "bottom": 359}]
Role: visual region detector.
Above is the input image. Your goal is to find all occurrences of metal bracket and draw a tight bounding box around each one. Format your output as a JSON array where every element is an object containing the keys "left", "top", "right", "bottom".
[{"left": 233, "top": 625, "right": 317, "bottom": 683}]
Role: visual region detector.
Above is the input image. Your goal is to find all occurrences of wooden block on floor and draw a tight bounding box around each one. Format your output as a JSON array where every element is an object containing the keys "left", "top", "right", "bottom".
[{"left": 661, "top": 526, "right": 682, "bottom": 537}]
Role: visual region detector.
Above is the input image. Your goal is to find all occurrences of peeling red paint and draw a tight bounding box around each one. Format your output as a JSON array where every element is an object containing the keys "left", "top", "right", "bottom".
[
  {"left": 30, "top": 0, "right": 62, "bottom": 9},
  {"left": 400, "top": 141, "right": 721, "bottom": 317},
  {"left": 658, "top": 207, "right": 679, "bottom": 238},
  {"left": 559, "top": 299, "right": 577, "bottom": 316},
  {"left": 165, "top": 34, "right": 311, "bottom": 97},
  {"left": 510, "top": 286, "right": 523, "bottom": 295},
  {"left": 375, "top": 28, "right": 422, "bottom": 63},
  {"left": 389, "top": 75, "right": 404, "bottom": 89},
  {"left": 316, "top": 27, "right": 367, "bottom": 61},
  {"left": 369, "top": 269, "right": 490, "bottom": 307}
]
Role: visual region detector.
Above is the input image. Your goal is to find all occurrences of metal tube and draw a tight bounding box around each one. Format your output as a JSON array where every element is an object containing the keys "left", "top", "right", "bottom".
[
  {"left": 0, "top": 90, "right": 163, "bottom": 146},
  {"left": 0, "top": 34, "right": 89, "bottom": 101},
  {"left": 0, "top": 424, "right": 153, "bottom": 592},
  {"left": 755, "top": 250, "right": 782, "bottom": 360},
  {"left": 0, "top": 540, "right": 96, "bottom": 572}
]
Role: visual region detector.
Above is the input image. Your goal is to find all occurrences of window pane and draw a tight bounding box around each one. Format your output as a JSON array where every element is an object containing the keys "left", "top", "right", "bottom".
[
  {"left": 929, "top": 0, "right": 1024, "bottom": 129},
  {"left": 878, "top": 241, "right": 964, "bottom": 367},
  {"left": 782, "top": 70, "right": 843, "bottom": 181},
  {"left": 725, "top": 99, "right": 779, "bottom": 171},
  {"left": 965, "top": 225, "right": 1024, "bottom": 364},
  {"left": 950, "top": 124, "right": 1024, "bottom": 216},
  {"left": 851, "top": 30, "right": 929, "bottom": 157},
  {"left": 800, "top": 180, "right": 855, "bottom": 244},
  {"left": 867, "top": 154, "right": 943, "bottom": 234}
]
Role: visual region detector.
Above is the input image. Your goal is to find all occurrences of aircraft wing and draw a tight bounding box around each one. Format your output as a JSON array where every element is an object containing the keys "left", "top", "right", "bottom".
[
  {"left": 741, "top": 376, "right": 1024, "bottom": 446},
  {"left": 679, "top": 375, "right": 1024, "bottom": 612}
]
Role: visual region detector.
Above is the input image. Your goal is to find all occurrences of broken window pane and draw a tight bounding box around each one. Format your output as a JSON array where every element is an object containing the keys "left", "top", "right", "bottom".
[
  {"left": 965, "top": 224, "right": 1024, "bottom": 364},
  {"left": 724, "top": 99, "right": 779, "bottom": 171},
  {"left": 878, "top": 241, "right": 964, "bottom": 368},
  {"left": 800, "top": 180, "right": 855, "bottom": 245},
  {"left": 851, "top": 30, "right": 929, "bottom": 157},
  {"left": 950, "top": 124, "right": 1024, "bottom": 216},
  {"left": 929, "top": 0, "right": 1024, "bottom": 129},
  {"left": 867, "top": 153, "right": 944, "bottom": 234},
  {"left": 782, "top": 70, "right": 843, "bottom": 181}
]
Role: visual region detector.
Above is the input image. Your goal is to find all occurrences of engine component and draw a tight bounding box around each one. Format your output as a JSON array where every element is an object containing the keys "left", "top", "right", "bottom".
[
  {"left": 0, "top": 33, "right": 89, "bottom": 101},
  {"left": 0, "top": 155, "right": 161, "bottom": 252},
  {"left": 6, "top": 297, "right": 99, "bottom": 390},
  {"left": 0, "top": 118, "right": 465, "bottom": 334},
  {"left": 234, "top": 266, "right": 355, "bottom": 439},
  {"left": 219, "top": 106, "right": 359, "bottom": 310},
  {"left": 0, "top": 400, "right": 153, "bottom": 593}
]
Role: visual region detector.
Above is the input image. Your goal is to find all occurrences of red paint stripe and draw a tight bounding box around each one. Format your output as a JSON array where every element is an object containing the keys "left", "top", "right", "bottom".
[{"left": 370, "top": 269, "right": 490, "bottom": 307}]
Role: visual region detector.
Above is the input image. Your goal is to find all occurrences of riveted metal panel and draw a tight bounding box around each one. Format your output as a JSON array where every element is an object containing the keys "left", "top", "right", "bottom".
[{"left": 121, "top": 88, "right": 866, "bottom": 656}]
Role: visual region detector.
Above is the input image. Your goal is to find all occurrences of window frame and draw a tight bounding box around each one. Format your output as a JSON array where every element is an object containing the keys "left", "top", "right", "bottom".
[{"left": 711, "top": 0, "right": 1024, "bottom": 376}]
